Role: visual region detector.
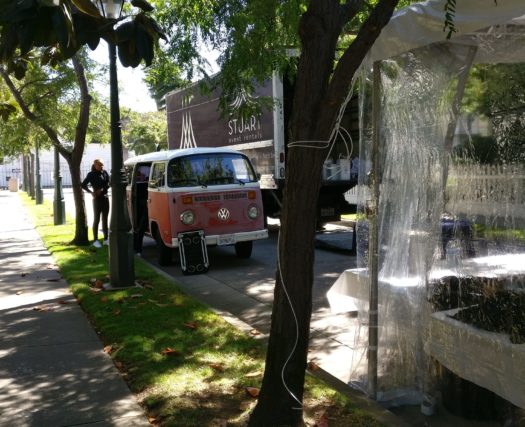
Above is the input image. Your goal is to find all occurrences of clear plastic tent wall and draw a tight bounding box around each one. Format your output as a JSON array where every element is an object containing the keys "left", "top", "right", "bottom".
[{"left": 340, "top": 1, "right": 525, "bottom": 417}]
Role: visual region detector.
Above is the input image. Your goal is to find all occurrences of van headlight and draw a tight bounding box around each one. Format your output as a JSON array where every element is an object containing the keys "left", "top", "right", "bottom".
[
  {"left": 180, "top": 210, "right": 195, "bottom": 225},
  {"left": 247, "top": 205, "right": 260, "bottom": 219}
]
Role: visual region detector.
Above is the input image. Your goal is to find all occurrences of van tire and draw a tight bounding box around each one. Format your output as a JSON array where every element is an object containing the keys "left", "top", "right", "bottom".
[
  {"left": 154, "top": 228, "right": 172, "bottom": 266},
  {"left": 235, "top": 241, "right": 253, "bottom": 259}
]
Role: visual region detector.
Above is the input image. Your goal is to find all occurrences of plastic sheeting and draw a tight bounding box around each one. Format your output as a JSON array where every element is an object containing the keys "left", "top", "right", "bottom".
[
  {"left": 369, "top": 0, "right": 525, "bottom": 63},
  {"left": 327, "top": 0, "right": 525, "bottom": 415}
]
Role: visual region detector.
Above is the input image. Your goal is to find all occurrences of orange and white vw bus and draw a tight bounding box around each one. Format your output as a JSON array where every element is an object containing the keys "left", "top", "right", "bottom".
[{"left": 125, "top": 148, "right": 268, "bottom": 273}]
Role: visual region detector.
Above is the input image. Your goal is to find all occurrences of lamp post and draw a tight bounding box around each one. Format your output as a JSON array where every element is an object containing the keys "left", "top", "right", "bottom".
[
  {"left": 35, "top": 141, "right": 43, "bottom": 205},
  {"left": 97, "top": 0, "right": 135, "bottom": 288},
  {"left": 53, "top": 145, "right": 66, "bottom": 225}
]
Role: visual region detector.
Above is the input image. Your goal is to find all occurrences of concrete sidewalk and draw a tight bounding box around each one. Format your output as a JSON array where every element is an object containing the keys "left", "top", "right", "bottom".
[{"left": 0, "top": 190, "right": 148, "bottom": 427}]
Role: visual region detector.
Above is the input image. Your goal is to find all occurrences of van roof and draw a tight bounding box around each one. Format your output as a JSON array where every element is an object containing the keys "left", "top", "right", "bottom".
[{"left": 124, "top": 147, "right": 245, "bottom": 166}]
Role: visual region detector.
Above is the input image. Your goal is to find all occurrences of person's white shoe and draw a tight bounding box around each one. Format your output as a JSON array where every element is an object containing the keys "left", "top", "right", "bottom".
[
  {"left": 93, "top": 240, "right": 102, "bottom": 248},
  {"left": 103, "top": 239, "right": 109, "bottom": 246}
]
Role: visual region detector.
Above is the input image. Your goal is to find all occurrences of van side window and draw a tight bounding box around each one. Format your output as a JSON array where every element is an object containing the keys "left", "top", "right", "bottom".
[{"left": 149, "top": 163, "right": 166, "bottom": 189}]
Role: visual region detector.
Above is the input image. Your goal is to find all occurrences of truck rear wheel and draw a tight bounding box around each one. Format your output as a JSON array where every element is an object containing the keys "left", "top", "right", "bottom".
[
  {"left": 235, "top": 241, "right": 253, "bottom": 259},
  {"left": 154, "top": 228, "right": 172, "bottom": 266}
]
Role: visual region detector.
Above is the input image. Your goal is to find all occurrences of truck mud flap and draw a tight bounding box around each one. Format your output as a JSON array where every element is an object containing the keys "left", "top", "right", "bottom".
[{"left": 178, "top": 231, "right": 209, "bottom": 275}]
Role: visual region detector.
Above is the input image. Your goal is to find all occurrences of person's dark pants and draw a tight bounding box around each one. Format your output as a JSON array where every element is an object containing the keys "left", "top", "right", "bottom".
[
  {"left": 93, "top": 195, "right": 109, "bottom": 241},
  {"left": 133, "top": 203, "right": 148, "bottom": 253}
]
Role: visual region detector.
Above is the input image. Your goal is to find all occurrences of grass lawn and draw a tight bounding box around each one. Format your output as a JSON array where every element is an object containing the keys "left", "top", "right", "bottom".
[{"left": 23, "top": 194, "right": 382, "bottom": 427}]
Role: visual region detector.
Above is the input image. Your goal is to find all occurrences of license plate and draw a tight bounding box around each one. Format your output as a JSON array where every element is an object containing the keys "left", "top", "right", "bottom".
[{"left": 218, "top": 234, "right": 235, "bottom": 245}]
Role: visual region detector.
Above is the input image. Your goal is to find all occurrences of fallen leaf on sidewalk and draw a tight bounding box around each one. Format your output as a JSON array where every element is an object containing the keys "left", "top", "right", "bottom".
[
  {"left": 160, "top": 347, "right": 180, "bottom": 356},
  {"left": 307, "top": 361, "right": 320, "bottom": 371},
  {"left": 315, "top": 412, "right": 330, "bottom": 427},
  {"left": 244, "top": 371, "right": 262, "bottom": 378},
  {"left": 33, "top": 305, "right": 53, "bottom": 312},
  {"left": 15, "top": 291, "right": 23, "bottom": 295},
  {"left": 239, "top": 400, "right": 254, "bottom": 411},
  {"left": 245, "top": 387, "right": 260, "bottom": 398},
  {"left": 249, "top": 329, "right": 261, "bottom": 336},
  {"left": 103, "top": 345, "right": 112, "bottom": 354},
  {"left": 183, "top": 322, "right": 197, "bottom": 330},
  {"left": 209, "top": 363, "right": 224, "bottom": 372}
]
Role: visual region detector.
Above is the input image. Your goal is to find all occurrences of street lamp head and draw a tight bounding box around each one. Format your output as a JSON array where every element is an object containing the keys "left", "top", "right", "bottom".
[{"left": 97, "top": 0, "right": 124, "bottom": 19}]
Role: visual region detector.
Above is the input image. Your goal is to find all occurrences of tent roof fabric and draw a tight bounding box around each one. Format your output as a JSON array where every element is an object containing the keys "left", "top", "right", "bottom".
[{"left": 369, "top": 0, "right": 525, "bottom": 62}]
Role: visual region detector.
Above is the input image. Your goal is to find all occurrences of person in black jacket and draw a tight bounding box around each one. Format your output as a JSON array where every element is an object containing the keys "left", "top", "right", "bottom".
[{"left": 82, "top": 159, "right": 110, "bottom": 248}]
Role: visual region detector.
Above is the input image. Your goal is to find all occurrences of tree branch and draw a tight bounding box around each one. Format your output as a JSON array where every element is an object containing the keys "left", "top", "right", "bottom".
[
  {"left": 327, "top": 0, "right": 399, "bottom": 109},
  {"left": 0, "top": 66, "right": 72, "bottom": 159}
]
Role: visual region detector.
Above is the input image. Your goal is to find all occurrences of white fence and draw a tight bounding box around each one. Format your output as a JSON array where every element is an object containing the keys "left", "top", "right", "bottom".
[{"left": 447, "top": 163, "right": 525, "bottom": 222}]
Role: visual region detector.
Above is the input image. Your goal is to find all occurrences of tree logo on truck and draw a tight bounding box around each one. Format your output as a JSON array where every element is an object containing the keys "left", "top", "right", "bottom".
[{"left": 180, "top": 94, "right": 197, "bottom": 149}]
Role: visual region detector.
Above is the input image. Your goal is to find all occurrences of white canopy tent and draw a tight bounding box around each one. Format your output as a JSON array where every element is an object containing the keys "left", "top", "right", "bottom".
[{"left": 328, "top": 0, "right": 525, "bottom": 417}]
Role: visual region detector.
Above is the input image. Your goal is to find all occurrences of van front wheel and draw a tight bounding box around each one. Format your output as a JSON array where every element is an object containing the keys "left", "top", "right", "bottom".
[
  {"left": 235, "top": 241, "right": 253, "bottom": 259},
  {"left": 154, "top": 228, "right": 172, "bottom": 266}
]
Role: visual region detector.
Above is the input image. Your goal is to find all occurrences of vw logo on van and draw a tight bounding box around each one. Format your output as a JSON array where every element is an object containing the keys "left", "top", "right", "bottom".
[{"left": 217, "top": 208, "right": 230, "bottom": 221}]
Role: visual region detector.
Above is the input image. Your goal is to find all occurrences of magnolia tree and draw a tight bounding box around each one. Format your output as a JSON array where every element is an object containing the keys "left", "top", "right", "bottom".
[{"left": 0, "top": 0, "right": 165, "bottom": 244}]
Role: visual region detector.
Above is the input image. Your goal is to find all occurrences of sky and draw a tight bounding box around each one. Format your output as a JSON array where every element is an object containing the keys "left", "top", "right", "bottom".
[
  {"left": 90, "top": 41, "right": 220, "bottom": 114},
  {"left": 90, "top": 41, "right": 158, "bottom": 113}
]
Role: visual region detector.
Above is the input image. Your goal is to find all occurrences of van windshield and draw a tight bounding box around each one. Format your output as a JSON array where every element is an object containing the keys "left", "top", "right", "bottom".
[{"left": 167, "top": 153, "right": 258, "bottom": 187}]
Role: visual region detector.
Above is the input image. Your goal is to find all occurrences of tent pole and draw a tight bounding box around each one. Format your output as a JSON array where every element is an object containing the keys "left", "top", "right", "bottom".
[{"left": 368, "top": 61, "right": 381, "bottom": 400}]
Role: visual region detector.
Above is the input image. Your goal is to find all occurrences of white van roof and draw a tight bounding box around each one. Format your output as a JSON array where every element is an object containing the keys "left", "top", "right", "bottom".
[{"left": 124, "top": 147, "right": 245, "bottom": 166}]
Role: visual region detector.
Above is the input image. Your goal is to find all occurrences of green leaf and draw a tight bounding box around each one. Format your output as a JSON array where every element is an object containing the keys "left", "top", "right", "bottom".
[
  {"left": 70, "top": 0, "right": 102, "bottom": 19},
  {"left": 118, "top": 40, "right": 141, "bottom": 68},
  {"left": 37, "top": 0, "right": 59, "bottom": 7},
  {"left": 0, "top": 102, "right": 17, "bottom": 121},
  {"left": 0, "top": 25, "right": 18, "bottom": 62},
  {"left": 135, "top": 24, "right": 153, "bottom": 66},
  {"left": 130, "top": 0, "right": 154, "bottom": 13},
  {"left": 115, "top": 21, "right": 136, "bottom": 43}
]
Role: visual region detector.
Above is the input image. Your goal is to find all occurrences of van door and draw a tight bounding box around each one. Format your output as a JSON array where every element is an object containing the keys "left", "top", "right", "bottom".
[
  {"left": 132, "top": 163, "right": 151, "bottom": 231},
  {"left": 148, "top": 162, "right": 170, "bottom": 245}
]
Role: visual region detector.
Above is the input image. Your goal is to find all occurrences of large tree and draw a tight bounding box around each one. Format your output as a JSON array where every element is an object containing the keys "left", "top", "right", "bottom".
[
  {"left": 0, "top": 0, "right": 165, "bottom": 244},
  {"left": 148, "top": 0, "right": 401, "bottom": 424},
  {"left": 122, "top": 109, "right": 167, "bottom": 154},
  {"left": 0, "top": 52, "right": 98, "bottom": 243}
]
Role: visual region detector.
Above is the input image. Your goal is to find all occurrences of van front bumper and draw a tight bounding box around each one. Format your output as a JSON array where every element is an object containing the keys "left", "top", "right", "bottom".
[{"left": 171, "top": 229, "right": 268, "bottom": 247}]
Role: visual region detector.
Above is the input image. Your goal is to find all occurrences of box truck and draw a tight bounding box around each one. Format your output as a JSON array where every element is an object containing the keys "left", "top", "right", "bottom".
[{"left": 165, "top": 73, "right": 358, "bottom": 224}]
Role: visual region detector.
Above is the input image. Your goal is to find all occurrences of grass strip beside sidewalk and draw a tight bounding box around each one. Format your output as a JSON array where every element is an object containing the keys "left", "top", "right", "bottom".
[{"left": 22, "top": 193, "right": 382, "bottom": 427}]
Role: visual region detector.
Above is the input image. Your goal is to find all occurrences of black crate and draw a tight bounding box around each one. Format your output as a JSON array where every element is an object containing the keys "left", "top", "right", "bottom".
[{"left": 178, "top": 231, "right": 209, "bottom": 275}]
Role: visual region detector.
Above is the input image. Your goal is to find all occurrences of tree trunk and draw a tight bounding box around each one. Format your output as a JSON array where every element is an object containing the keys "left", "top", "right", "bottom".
[
  {"left": 249, "top": 1, "right": 399, "bottom": 425},
  {"left": 68, "top": 156, "right": 89, "bottom": 245},
  {"left": 1, "top": 56, "right": 91, "bottom": 245}
]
